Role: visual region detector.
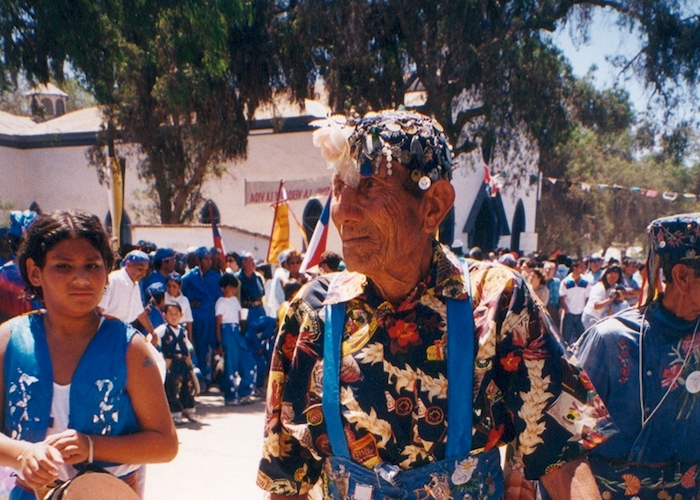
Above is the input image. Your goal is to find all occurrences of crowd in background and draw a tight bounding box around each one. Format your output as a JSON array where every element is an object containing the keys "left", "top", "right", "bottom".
[{"left": 450, "top": 239, "right": 644, "bottom": 346}]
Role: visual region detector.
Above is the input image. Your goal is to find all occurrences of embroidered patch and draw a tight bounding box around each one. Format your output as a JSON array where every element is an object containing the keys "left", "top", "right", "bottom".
[
  {"left": 395, "top": 397, "right": 413, "bottom": 416},
  {"left": 618, "top": 338, "right": 630, "bottom": 384},
  {"left": 306, "top": 407, "right": 323, "bottom": 426},
  {"left": 425, "top": 406, "right": 445, "bottom": 426}
]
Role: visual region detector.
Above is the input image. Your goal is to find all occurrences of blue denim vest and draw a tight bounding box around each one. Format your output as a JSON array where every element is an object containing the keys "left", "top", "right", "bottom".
[{"left": 4, "top": 314, "right": 140, "bottom": 465}]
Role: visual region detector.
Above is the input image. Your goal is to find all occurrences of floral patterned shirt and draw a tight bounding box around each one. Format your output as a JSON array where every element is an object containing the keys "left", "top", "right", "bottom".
[
  {"left": 257, "top": 243, "right": 615, "bottom": 496},
  {"left": 574, "top": 299, "right": 700, "bottom": 464}
]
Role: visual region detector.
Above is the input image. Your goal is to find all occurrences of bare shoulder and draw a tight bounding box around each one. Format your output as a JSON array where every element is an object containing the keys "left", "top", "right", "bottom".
[{"left": 0, "top": 320, "right": 12, "bottom": 357}]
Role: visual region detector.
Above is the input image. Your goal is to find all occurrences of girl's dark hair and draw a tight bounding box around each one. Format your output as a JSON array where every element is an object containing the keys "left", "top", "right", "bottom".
[
  {"left": 601, "top": 265, "right": 623, "bottom": 289},
  {"left": 18, "top": 210, "right": 115, "bottom": 299}
]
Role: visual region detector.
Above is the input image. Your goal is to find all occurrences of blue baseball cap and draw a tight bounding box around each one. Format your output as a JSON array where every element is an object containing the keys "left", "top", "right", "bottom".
[
  {"left": 9, "top": 210, "right": 38, "bottom": 238},
  {"left": 146, "top": 282, "right": 166, "bottom": 298},
  {"left": 195, "top": 246, "right": 211, "bottom": 259},
  {"left": 154, "top": 247, "right": 175, "bottom": 263},
  {"left": 122, "top": 250, "right": 150, "bottom": 266}
]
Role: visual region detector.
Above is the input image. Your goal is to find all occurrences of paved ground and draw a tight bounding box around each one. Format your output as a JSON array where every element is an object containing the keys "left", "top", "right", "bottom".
[{"left": 145, "top": 390, "right": 268, "bottom": 499}]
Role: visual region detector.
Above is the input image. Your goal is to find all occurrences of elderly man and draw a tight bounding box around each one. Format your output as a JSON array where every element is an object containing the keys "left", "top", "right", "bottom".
[
  {"left": 573, "top": 213, "right": 700, "bottom": 499},
  {"left": 257, "top": 110, "right": 615, "bottom": 500},
  {"left": 99, "top": 249, "right": 156, "bottom": 337}
]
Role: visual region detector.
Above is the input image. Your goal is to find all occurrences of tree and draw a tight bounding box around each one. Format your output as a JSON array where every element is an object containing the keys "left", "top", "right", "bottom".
[
  {"left": 271, "top": 0, "right": 699, "bottom": 181},
  {"left": 0, "top": 0, "right": 279, "bottom": 223}
]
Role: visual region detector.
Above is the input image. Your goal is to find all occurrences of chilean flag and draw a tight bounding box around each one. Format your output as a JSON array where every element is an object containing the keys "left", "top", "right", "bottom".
[
  {"left": 209, "top": 202, "right": 226, "bottom": 255},
  {"left": 300, "top": 194, "right": 331, "bottom": 273}
]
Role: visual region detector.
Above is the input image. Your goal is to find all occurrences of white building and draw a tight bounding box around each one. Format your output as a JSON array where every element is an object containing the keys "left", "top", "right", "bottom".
[{"left": 0, "top": 93, "right": 540, "bottom": 260}]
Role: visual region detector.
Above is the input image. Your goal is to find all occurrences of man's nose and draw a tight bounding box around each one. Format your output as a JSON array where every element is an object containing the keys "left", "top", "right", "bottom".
[{"left": 331, "top": 186, "right": 362, "bottom": 225}]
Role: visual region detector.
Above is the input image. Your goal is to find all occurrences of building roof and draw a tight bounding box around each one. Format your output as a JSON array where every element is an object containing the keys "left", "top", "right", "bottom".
[
  {"left": 24, "top": 83, "right": 69, "bottom": 98},
  {"left": 0, "top": 110, "right": 36, "bottom": 136}
]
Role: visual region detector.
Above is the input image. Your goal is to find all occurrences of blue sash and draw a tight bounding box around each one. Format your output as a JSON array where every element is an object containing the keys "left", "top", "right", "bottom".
[{"left": 321, "top": 265, "right": 502, "bottom": 499}]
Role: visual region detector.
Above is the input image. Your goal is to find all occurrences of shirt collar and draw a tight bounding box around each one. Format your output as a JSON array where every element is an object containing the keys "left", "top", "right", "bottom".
[{"left": 324, "top": 241, "right": 469, "bottom": 305}]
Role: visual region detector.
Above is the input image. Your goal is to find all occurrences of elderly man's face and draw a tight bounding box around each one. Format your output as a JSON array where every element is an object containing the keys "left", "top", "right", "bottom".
[
  {"left": 331, "top": 161, "right": 426, "bottom": 278},
  {"left": 125, "top": 261, "right": 149, "bottom": 283}
]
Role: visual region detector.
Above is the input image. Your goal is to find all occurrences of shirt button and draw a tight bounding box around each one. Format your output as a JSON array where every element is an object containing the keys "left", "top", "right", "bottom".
[
  {"left": 646, "top": 370, "right": 652, "bottom": 376},
  {"left": 645, "top": 407, "right": 651, "bottom": 413}
]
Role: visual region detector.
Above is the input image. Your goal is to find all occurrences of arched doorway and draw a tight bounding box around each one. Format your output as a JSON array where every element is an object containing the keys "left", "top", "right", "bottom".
[
  {"left": 463, "top": 184, "right": 511, "bottom": 252},
  {"left": 104, "top": 210, "right": 133, "bottom": 248},
  {"left": 302, "top": 198, "right": 324, "bottom": 244},
  {"left": 510, "top": 200, "right": 526, "bottom": 252}
]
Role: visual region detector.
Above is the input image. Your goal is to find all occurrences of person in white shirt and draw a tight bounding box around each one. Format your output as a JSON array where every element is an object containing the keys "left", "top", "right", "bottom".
[
  {"left": 215, "top": 273, "right": 257, "bottom": 406},
  {"left": 164, "top": 272, "right": 193, "bottom": 340},
  {"left": 558, "top": 258, "right": 591, "bottom": 344},
  {"left": 99, "top": 250, "right": 156, "bottom": 338},
  {"left": 582, "top": 264, "right": 623, "bottom": 329}
]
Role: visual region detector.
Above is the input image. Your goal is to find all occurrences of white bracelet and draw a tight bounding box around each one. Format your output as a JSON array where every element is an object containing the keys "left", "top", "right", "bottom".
[{"left": 86, "top": 435, "right": 94, "bottom": 464}]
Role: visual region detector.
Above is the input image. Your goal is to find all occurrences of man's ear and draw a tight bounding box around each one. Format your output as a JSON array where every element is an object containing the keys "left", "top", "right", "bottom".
[
  {"left": 25, "top": 257, "right": 43, "bottom": 288},
  {"left": 671, "top": 263, "right": 697, "bottom": 292},
  {"left": 421, "top": 179, "right": 455, "bottom": 234}
]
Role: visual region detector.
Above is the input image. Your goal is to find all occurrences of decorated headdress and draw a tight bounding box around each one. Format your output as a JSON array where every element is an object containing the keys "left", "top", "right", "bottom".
[
  {"left": 310, "top": 104, "right": 453, "bottom": 190},
  {"left": 642, "top": 213, "right": 700, "bottom": 306}
]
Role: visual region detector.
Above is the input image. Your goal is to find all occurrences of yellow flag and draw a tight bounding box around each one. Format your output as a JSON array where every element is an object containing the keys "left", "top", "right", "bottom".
[
  {"left": 108, "top": 156, "right": 123, "bottom": 248},
  {"left": 267, "top": 182, "right": 294, "bottom": 264}
]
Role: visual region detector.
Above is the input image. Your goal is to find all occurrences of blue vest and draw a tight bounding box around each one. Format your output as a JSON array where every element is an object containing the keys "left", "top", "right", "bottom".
[{"left": 4, "top": 314, "right": 140, "bottom": 463}]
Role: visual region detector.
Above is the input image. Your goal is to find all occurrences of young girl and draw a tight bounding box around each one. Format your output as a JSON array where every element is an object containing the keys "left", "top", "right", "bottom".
[
  {"left": 0, "top": 210, "right": 178, "bottom": 499},
  {"left": 155, "top": 303, "right": 199, "bottom": 424}
]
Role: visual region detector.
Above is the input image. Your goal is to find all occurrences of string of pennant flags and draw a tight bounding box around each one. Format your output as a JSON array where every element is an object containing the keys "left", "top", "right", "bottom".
[{"left": 542, "top": 176, "right": 698, "bottom": 202}]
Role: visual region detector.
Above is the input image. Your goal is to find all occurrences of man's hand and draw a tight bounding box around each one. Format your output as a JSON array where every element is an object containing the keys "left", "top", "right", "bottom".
[
  {"left": 540, "top": 457, "right": 601, "bottom": 500},
  {"left": 504, "top": 470, "right": 536, "bottom": 500}
]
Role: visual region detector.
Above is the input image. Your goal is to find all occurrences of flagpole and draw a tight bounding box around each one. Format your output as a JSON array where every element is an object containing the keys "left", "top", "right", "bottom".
[{"left": 266, "top": 180, "right": 285, "bottom": 263}]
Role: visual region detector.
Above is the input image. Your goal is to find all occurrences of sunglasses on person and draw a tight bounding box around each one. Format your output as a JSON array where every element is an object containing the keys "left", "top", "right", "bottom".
[{"left": 287, "top": 259, "right": 302, "bottom": 265}]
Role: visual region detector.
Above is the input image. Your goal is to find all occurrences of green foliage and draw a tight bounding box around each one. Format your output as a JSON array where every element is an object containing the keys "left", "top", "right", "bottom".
[
  {"left": 537, "top": 123, "right": 700, "bottom": 257},
  {"left": 1, "top": 0, "right": 277, "bottom": 223}
]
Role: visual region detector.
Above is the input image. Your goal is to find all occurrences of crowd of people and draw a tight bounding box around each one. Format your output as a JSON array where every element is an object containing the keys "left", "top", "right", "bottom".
[
  {"left": 455, "top": 246, "right": 644, "bottom": 347},
  {"left": 0, "top": 107, "right": 698, "bottom": 500}
]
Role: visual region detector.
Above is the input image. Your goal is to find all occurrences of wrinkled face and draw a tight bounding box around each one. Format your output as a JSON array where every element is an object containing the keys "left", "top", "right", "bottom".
[
  {"left": 27, "top": 238, "right": 108, "bottom": 316},
  {"left": 125, "top": 261, "right": 149, "bottom": 283},
  {"left": 331, "top": 160, "right": 425, "bottom": 278}
]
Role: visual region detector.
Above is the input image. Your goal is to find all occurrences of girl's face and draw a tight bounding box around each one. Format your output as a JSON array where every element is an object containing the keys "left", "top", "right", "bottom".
[
  {"left": 26, "top": 237, "right": 108, "bottom": 317},
  {"left": 605, "top": 271, "right": 620, "bottom": 287},
  {"left": 166, "top": 280, "right": 181, "bottom": 297}
]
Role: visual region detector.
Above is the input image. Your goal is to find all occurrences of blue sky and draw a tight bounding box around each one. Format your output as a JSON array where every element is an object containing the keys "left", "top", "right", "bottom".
[{"left": 551, "top": 6, "right": 697, "bottom": 127}]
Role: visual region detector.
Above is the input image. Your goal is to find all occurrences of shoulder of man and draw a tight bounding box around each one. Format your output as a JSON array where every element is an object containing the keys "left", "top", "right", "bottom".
[{"left": 295, "top": 274, "right": 332, "bottom": 312}]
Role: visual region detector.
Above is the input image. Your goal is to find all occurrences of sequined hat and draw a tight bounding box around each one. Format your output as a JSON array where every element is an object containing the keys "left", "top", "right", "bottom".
[
  {"left": 642, "top": 213, "right": 700, "bottom": 306},
  {"left": 312, "top": 109, "right": 453, "bottom": 190},
  {"left": 647, "top": 213, "right": 700, "bottom": 264}
]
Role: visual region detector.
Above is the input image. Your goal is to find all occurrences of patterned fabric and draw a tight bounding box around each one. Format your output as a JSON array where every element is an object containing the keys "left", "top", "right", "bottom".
[
  {"left": 257, "top": 242, "right": 616, "bottom": 496},
  {"left": 573, "top": 300, "right": 700, "bottom": 498}
]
